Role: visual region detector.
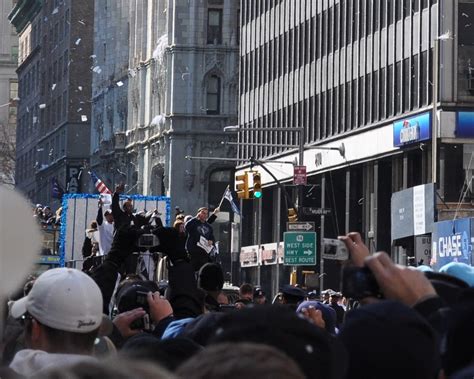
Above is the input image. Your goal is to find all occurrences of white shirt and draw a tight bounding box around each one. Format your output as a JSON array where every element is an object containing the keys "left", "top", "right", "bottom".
[{"left": 98, "top": 221, "right": 114, "bottom": 256}]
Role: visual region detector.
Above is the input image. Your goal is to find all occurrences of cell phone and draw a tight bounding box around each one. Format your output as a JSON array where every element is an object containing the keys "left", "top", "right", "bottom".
[
  {"left": 322, "top": 238, "right": 349, "bottom": 261},
  {"left": 130, "top": 313, "right": 150, "bottom": 330},
  {"left": 138, "top": 234, "right": 160, "bottom": 248},
  {"left": 341, "top": 265, "right": 382, "bottom": 300}
]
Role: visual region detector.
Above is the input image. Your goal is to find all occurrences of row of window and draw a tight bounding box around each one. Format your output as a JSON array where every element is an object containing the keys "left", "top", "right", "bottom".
[
  {"left": 241, "top": 0, "right": 436, "bottom": 94},
  {"left": 16, "top": 130, "right": 66, "bottom": 183},
  {"left": 240, "top": 50, "right": 433, "bottom": 160},
  {"left": 243, "top": 0, "right": 435, "bottom": 26},
  {"left": 17, "top": 90, "right": 68, "bottom": 142}
]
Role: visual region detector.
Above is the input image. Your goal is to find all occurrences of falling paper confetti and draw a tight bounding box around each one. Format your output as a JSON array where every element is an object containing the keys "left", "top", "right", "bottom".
[
  {"left": 437, "top": 31, "right": 452, "bottom": 40},
  {"left": 116, "top": 81, "right": 124, "bottom": 87},
  {"left": 90, "top": 54, "right": 96, "bottom": 58},
  {"left": 462, "top": 13, "right": 469, "bottom": 18},
  {"left": 33, "top": 116, "right": 37, "bottom": 123},
  {"left": 77, "top": 108, "right": 82, "bottom": 112},
  {"left": 78, "top": 86, "right": 83, "bottom": 91},
  {"left": 52, "top": 7, "right": 58, "bottom": 15},
  {"left": 78, "top": 20, "right": 85, "bottom": 25},
  {"left": 75, "top": 38, "right": 81, "bottom": 45},
  {"left": 92, "top": 66, "right": 102, "bottom": 74},
  {"left": 51, "top": 83, "right": 56, "bottom": 90},
  {"left": 39, "top": 104, "right": 46, "bottom": 109},
  {"left": 81, "top": 115, "right": 87, "bottom": 122}
]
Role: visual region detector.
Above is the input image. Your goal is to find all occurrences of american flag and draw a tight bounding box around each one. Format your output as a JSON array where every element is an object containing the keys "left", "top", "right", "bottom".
[{"left": 89, "top": 171, "right": 112, "bottom": 194}]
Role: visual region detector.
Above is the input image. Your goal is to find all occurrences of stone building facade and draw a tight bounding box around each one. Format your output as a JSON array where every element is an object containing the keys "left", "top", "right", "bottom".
[
  {"left": 9, "top": 0, "right": 94, "bottom": 208},
  {"left": 0, "top": 0, "right": 18, "bottom": 187},
  {"left": 125, "top": 0, "right": 240, "bottom": 215}
]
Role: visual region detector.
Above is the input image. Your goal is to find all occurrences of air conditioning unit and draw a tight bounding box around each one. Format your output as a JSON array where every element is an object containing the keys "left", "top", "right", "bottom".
[{"left": 114, "top": 131, "right": 126, "bottom": 149}]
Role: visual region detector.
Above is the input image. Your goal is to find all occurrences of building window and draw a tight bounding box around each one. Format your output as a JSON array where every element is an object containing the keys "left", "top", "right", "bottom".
[
  {"left": 9, "top": 81, "right": 18, "bottom": 100},
  {"left": 207, "top": 9, "right": 223, "bottom": 44},
  {"left": 206, "top": 75, "right": 221, "bottom": 115}
]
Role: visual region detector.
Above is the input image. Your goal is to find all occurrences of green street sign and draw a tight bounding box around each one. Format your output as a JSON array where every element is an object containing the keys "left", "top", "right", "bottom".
[{"left": 283, "top": 231, "right": 317, "bottom": 266}]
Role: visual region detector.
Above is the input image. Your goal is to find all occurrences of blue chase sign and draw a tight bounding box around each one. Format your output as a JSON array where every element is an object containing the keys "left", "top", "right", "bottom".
[
  {"left": 431, "top": 218, "right": 473, "bottom": 271},
  {"left": 393, "top": 112, "right": 431, "bottom": 147},
  {"left": 456, "top": 111, "right": 474, "bottom": 138}
]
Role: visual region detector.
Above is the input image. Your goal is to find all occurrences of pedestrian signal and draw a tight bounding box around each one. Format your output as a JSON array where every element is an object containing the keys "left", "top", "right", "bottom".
[
  {"left": 235, "top": 172, "right": 249, "bottom": 199},
  {"left": 253, "top": 172, "right": 262, "bottom": 199},
  {"left": 288, "top": 208, "right": 298, "bottom": 222}
]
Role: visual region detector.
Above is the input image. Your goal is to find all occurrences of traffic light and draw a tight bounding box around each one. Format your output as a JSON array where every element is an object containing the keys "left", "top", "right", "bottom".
[
  {"left": 288, "top": 208, "right": 298, "bottom": 222},
  {"left": 253, "top": 171, "right": 262, "bottom": 199},
  {"left": 235, "top": 172, "right": 249, "bottom": 199}
]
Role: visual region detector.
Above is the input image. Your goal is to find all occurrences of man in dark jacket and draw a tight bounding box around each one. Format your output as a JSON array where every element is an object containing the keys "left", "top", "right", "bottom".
[{"left": 185, "top": 207, "right": 219, "bottom": 271}]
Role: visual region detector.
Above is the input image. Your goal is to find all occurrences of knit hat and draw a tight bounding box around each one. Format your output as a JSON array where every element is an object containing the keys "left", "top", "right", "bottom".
[
  {"left": 439, "top": 262, "right": 474, "bottom": 287},
  {"left": 198, "top": 263, "right": 224, "bottom": 292},
  {"left": 296, "top": 301, "right": 337, "bottom": 335},
  {"left": 339, "top": 300, "right": 439, "bottom": 379},
  {"left": 208, "top": 305, "right": 348, "bottom": 379}
]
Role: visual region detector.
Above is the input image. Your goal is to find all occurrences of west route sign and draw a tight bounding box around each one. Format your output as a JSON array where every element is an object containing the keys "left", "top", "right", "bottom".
[{"left": 283, "top": 231, "right": 317, "bottom": 266}]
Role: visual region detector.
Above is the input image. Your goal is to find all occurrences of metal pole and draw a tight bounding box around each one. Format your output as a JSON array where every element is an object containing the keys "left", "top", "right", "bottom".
[
  {"left": 293, "top": 127, "right": 305, "bottom": 284},
  {"left": 320, "top": 174, "right": 326, "bottom": 292},
  {"left": 275, "top": 186, "right": 281, "bottom": 298},
  {"left": 432, "top": 33, "right": 439, "bottom": 184},
  {"left": 257, "top": 197, "right": 262, "bottom": 286}
]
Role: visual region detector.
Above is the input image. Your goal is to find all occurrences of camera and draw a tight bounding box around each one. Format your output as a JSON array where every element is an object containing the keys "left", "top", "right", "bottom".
[
  {"left": 138, "top": 234, "right": 160, "bottom": 248},
  {"left": 322, "top": 238, "right": 349, "bottom": 261},
  {"left": 341, "top": 265, "right": 382, "bottom": 300}
]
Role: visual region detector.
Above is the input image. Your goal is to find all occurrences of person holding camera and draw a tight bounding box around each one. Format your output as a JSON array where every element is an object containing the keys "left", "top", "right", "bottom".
[{"left": 185, "top": 207, "right": 219, "bottom": 271}]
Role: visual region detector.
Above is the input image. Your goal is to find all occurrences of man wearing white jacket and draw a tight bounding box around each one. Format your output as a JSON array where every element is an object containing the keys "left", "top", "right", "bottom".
[{"left": 8, "top": 268, "right": 103, "bottom": 377}]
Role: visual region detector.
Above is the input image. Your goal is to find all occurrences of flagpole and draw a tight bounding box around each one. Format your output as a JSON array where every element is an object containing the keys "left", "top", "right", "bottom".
[{"left": 217, "top": 185, "right": 230, "bottom": 209}]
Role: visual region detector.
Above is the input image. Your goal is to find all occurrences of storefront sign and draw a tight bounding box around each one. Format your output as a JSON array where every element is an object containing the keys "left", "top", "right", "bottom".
[
  {"left": 431, "top": 218, "right": 473, "bottom": 270},
  {"left": 393, "top": 112, "right": 431, "bottom": 147},
  {"left": 391, "top": 183, "right": 434, "bottom": 240},
  {"left": 456, "top": 111, "right": 474, "bottom": 138}
]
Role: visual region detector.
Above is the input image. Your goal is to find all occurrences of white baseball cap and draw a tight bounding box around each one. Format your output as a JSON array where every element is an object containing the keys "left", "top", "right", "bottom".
[{"left": 11, "top": 268, "right": 103, "bottom": 333}]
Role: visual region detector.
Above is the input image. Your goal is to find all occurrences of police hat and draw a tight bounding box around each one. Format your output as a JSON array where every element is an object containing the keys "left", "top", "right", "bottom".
[{"left": 280, "top": 284, "right": 306, "bottom": 299}]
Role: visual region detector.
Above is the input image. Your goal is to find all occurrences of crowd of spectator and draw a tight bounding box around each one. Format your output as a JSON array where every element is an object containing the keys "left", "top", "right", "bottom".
[{"left": 0, "top": 225, "right": 473, "bottom": 379}]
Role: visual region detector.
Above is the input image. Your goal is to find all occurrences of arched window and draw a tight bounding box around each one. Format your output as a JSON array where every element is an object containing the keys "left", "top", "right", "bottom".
[{"left": 206, "top": 75, "right": 221, "bottom": 115}]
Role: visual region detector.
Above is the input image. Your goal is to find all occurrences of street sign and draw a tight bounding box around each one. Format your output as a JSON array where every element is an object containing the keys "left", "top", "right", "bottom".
[
  {"left": 293, "top": 165, "right": 307, "bottom": 185},
  {"left": 283, "top": 231, "right": 317, "bottom": 266},
  {"left": 302, "top": 207, "right": 332, "bottom": 216},
  {"left": 286, "top": 221, "right": 315, "bottom": 231}
]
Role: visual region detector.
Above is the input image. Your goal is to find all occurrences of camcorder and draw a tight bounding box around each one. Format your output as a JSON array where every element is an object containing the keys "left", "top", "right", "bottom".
[
  {"left": 137, "top": 233, "right": 160, "bottom": 248},
  {"left": 341, "top": 265, "right": 382, "bottom": 301},
  {"left": 322, "top": 238, "right": 349, "bottom": 260},
  {"left": 219, "top": 304, "right": 237, "bottom": 313}
]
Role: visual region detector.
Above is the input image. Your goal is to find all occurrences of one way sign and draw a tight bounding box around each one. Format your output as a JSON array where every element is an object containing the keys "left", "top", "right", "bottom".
[{"left": 286, "top": 222, "right": 315, "bottom": 232}]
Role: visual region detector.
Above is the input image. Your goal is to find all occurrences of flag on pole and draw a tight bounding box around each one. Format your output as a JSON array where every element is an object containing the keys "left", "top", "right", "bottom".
[
  {"left": 222, "top": 186, "right": 240, "bottom": 215},
  {"left": 89, "top": 171, "right": 112, "bottom": 194},
  {"left": 51, "top": 177, "right": 65, "bottom": 199}
]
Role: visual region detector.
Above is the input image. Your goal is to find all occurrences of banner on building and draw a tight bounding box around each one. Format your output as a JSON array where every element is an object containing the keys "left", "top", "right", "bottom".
[
  {"left": 431, "top": 217, "right": 474, "bottom": 270},
  {"left": 59, "top": 193, "right": 171, "bottom": 268},
  {"left": 391, "top": 183, "right": 435, "bottom": 241},
  {"left": 66, "top": 165, "right": 82, "bottom": 193},
  {"left": 240, "top": 242, "right": 283, "bottom": 268},
  {"left": 393, "top": 112, "right": 431, "bottom": 147}
]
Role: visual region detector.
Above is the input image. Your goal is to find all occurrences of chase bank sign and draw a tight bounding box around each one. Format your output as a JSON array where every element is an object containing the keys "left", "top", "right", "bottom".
[{"left": 393, "top": 112, "right": 431, "bottom": 147}]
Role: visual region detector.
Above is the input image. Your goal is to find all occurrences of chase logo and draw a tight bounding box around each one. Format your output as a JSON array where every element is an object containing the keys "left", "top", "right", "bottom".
[
  {"left": 400, "top": 120, "right": 420, "bottom": 144},
  {"left": 393, "top": 112, "right": 431, "bottom": 147}
]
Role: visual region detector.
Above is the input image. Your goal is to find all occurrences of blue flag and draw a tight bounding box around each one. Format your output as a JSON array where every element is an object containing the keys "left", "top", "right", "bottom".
[{"left": 223, "top": 186, "right": 240, "bottom": 215}]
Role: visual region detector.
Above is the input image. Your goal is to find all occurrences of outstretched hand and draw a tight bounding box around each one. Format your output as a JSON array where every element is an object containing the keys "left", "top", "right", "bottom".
[
  {"left": 115, "top": 183, "right": 125, "bottom": 194},
  {"left": 338, "top": 232, "right": 370, "bottom": 267}
]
